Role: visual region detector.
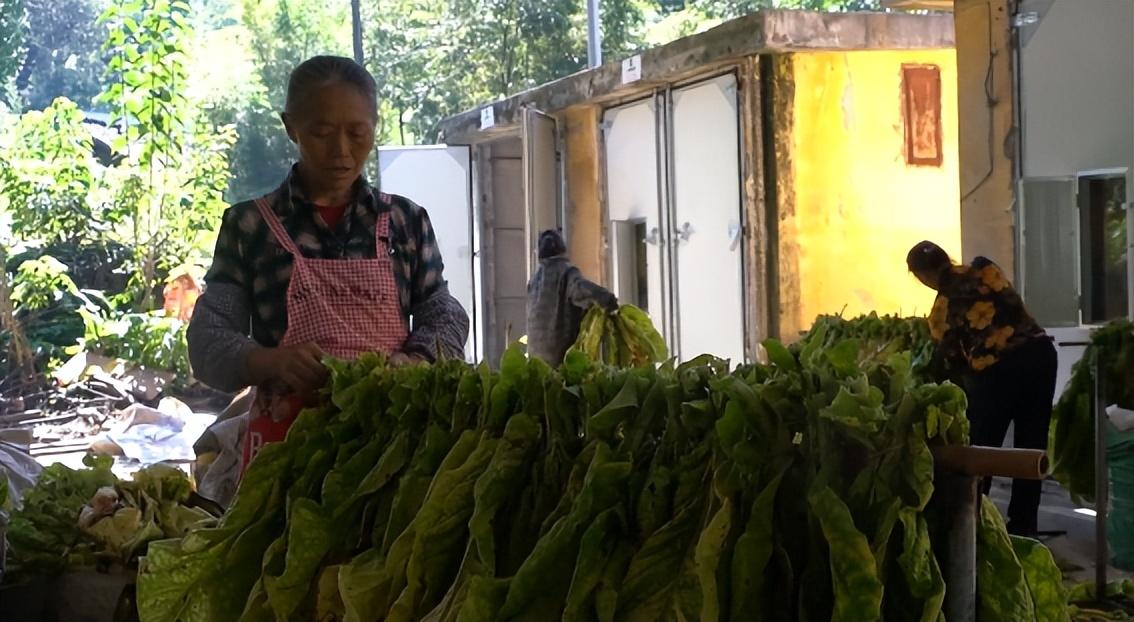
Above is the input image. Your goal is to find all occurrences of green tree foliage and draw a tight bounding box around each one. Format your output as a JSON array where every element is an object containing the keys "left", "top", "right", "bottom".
[
  {"left": 0, "top": 99, "right": 104, "bottom": 247},
  {"left": 0, "top": 0, "right": 25, "bottom": 108},
  {"left": 779, "top": 0, "right": 879, "bottom": 9},
  {"left": 207, "top": 0, "right": 351, "bottom": 200},
  {"left": 363, "top": 0, "right": 642, "bottom": 143},
  {"left": 16, "top": 0, "right": 107, "bottom": 111},
  {"left": 98, "top": 0, "right": 237, "bottom": 309},
  {"left": 0, "top": 0, "right": 236, "bottom": 379}
]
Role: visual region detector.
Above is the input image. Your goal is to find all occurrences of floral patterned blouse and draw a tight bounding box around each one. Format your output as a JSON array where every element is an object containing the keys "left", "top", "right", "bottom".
[{"left": 928, "top": 257, "right": 1048, "bottom": 373}]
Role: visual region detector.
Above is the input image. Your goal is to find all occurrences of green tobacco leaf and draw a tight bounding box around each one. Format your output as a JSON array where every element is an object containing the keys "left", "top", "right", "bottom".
[
  {"left": 264, "top": 499, "right": 335, "bottom": 620},
  {"left": 825, "top": 338, "right": 861, "bottom": 376},
  {"left": 896, "top": 509, "right": 945, "bottom": 622},
  {"left": 616, "top": 495, "right": 705, "bottom": 621},
  {"left": 762, "top": 338, "right": 798, "bottom": 372},
  {"left": 731, "top": 472, "right": 784, "bottom": 619},
  {"left": 904, "top": 426, "right": 935, "bottom": 511},
  {"left": 469, "top": 413, "right": 540, "bottom": 572},
  {"left": 456, "top": 576, "right": 511, "bottom": 622},
  {"left": 499, "top": 446, "right": 630, "bottom": 619},
  {"left": 137, "top": 538, "right": 218, "bottom": 622},
  {"left": 809, "top": 485, "right": 883, "bottom": 622},
  {"left": 1011, "top": 536, "right": 1070, "bottom": 622},
  {"left": 976, "top": 496, "right": 1035, "bottom": 622},
  {"left": 563, "top": 507, "right": 622, "bottom": 621},
  {"left": 619, "top": 305, "right": 668, "bottom": 362},
  {"left": 389, "top": 434, "right": 498, "bottom": 621},
  {"left": 694, "top": 498, "right": 733, "bottom": 622},
  {"left": 340, "top": 548, "right": 386, "bottom": 622},
  {"left": 587, "top": 375, "right": 640, "bottom": 438},
  {"left": 820, "top": 382, "right": 888, "bottom": 434}
]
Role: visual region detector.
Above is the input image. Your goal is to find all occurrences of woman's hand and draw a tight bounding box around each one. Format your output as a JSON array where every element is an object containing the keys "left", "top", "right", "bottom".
[
  {"left": 247, "top": 343, "right": 328, "bottom": 393},
  {"left": 389, "top": 351, "right": 427, "bottom": 367}
]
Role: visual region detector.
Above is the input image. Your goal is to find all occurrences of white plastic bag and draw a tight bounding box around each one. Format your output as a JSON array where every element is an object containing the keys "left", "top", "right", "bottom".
[{"left": 1106, "top": 404, "right": 1134, "bottom": 432}]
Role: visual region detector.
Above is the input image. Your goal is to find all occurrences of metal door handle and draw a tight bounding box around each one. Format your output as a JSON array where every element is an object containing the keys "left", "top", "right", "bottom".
[
  {"left": 645, "top": 226, "right": 662, "bottom": 246},
  {"left": 676, "top": 222, "right": 693, "bottom": 242},
  {"left": 728, "top": 221, "right": 742, "bottom": 251}
]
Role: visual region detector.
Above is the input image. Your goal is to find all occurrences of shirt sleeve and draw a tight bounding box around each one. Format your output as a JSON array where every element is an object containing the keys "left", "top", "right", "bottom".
[
  {"left": 408, "top": 206, "right": 446, "bottom": 305},
  {"left": 565, "top": 267, "right": 618, "bottom": 312},
  {"left": 187, "top": 208, "right": 259, "bottom": 392},
  {"left": 203, "top": 207, "right": 249, "bottom": 289},
  {"left": 187, "top": 283, "right": 260, "bottom": 392},
  {"left": 401, "top": 204, "right": 470, "bottom": 361},
  {"left": 403, "top": 285, "right": 471, "bottom": 362}
]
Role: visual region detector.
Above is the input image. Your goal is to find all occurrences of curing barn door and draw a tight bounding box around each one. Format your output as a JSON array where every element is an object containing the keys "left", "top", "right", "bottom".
[
  {"left": 669, "top": 74, "right": 745, "bottom": 364},
  {"left": 378, "top": 145, "right": 480, "bottom": 362},
  {"left": 603, "top": 96, "right": 671, "bottom": 348},
  {"left": 522, "top": 107, "right": 562, "bottom": 277}
]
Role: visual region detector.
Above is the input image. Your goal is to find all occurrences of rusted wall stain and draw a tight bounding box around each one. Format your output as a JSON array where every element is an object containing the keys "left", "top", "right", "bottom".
[{"left": 901, "top": 64, "right": 944, "bottom": 167}]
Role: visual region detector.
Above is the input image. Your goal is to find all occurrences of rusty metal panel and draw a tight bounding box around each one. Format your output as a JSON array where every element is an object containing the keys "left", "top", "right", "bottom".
[{"left": 902, "top": 64, "right": 944, "bottom": 167}]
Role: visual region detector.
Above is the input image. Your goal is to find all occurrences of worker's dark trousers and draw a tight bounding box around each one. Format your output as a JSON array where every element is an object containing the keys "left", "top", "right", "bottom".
[{"left": 964, "top": 337, "right": 1058, "bottom": 532}]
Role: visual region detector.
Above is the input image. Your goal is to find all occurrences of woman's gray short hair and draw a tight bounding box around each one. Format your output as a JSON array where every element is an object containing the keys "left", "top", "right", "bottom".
[{"left": 285, "top": 56, "right": 378, "bottom": 121}]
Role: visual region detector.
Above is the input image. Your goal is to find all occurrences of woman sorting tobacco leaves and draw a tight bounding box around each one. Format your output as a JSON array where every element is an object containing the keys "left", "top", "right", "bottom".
[
  {"left": 907, "top": 240, "right": 1056, "bottom": 537},
  {"left": 188, "top": 56, "right": 469, "bottom": 474}
]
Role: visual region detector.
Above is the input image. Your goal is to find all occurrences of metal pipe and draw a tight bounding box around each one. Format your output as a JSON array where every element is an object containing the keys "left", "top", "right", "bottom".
[
  {"left": 586, "top": 0, "right": 602, "bottom": 68},
  {"left": 351, "top": 0, "right": 364, "bottom": 65},
  {"left": 1094, "top": 348, "right": 1109, "bottom": 600},
  {"left": 662, "top": 87, "right": 679, "bottom": 360},
  {"left": 1009, "top": 0, "right": 1025, "bottom": 186},
  {"left": 1009, "top": 0, "right": 1026, "bottom": 290},
  {"left": 931, "top": 445, "right": 1048, "bottom": 480}
]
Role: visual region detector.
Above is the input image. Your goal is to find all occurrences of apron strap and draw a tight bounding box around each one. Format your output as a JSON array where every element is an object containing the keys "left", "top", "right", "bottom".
[
  {"left": 260, "top": 191, "right": 392, "bottom": 260},
  {"left": 254, "top": 195, "right": 302, "bottom": 257},
  {"left": 375, "top": 210, "right": 393, "bottom": 257}
]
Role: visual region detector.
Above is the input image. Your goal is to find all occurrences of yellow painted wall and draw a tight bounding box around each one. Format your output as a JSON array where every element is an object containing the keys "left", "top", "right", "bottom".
[{"left": 788, "top": 49, "right": 962, "bottom": 327}]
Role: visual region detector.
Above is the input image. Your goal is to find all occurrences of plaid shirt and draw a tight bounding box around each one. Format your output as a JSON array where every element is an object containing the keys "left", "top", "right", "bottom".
[
  {"left": 928, "top": 257, "right": 1047, "bottom": 374},
  {"left": 188, "top": 167, "right": 469, "bottom": 391}
]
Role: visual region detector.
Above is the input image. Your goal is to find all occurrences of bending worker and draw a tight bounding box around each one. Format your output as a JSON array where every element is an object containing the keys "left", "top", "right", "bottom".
[
  {"left": 907, "top": 240, "right": 1056, "bottom": 537},
  {"left": 188, "top": 56, "right": 469, "bottom": 473},
  {"left": 526, "top": 229, "right": 618, "bottom": 365}
]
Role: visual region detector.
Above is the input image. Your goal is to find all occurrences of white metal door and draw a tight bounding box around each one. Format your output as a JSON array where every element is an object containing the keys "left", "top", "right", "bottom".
[
  {"left": 378, "top": 145, "right": 480, "bottom": 362},
  {"left": 603, "top": 97, "right": 670, "bottom": 344},
  {"left": 523, "top": 108, "right": 561, "bottom": 277},
  {"left": 670, "top": 74, "right": 745, "bottom": 363}
]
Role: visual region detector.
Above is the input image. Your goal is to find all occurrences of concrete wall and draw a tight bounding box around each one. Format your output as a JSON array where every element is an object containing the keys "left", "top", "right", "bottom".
[
  {"left": 1018, "top": 0, "right": 1134, "bottom": 181},
  {"left": 954, "top": 0, "right": 1016, "bottom": 279},
  {"left": 778, "top": 49, "right": 962, "bottom": 334},
  {"left": 1014, "top": 0, "right": 1134, "bottom": 398}
]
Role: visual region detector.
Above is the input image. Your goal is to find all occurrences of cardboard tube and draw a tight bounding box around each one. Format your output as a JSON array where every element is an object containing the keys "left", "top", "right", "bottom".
[{"left": 931, "top": 445, "right": 1049, "bottom": 480}]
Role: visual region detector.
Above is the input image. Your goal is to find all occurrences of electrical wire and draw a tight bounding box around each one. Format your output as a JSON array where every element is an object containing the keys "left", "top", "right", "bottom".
[{"left": 960, "top": 1, "right": 998, "bottom": 203}]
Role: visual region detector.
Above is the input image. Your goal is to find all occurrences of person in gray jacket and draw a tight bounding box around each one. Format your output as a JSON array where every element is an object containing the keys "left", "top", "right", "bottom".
[{"left": 526, "top": 229, "right": 618, "bottom": 366}]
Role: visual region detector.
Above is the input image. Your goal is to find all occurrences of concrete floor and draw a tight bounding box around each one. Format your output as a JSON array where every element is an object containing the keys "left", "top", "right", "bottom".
[{"left": 988, "top": 476, "right": 1134, "bottom": 585}]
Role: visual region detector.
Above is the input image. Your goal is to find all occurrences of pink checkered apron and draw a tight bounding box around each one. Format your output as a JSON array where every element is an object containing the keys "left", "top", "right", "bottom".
[{"left": 241, "top": 193, "right": 408, "bottom": 471}]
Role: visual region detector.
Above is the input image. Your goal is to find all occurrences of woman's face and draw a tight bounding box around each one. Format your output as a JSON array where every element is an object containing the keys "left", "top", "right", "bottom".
[
  {"left": 283, "top": 81, "right": 376, "bottom": 197},
  {"left": 912, "top": 267, "right": 942, "bottom": 291}
]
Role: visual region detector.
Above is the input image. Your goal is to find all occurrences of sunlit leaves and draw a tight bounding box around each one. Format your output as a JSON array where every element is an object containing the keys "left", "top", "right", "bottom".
[{"left": 86, "top": 0, "right": 238, "bottom": 309}]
